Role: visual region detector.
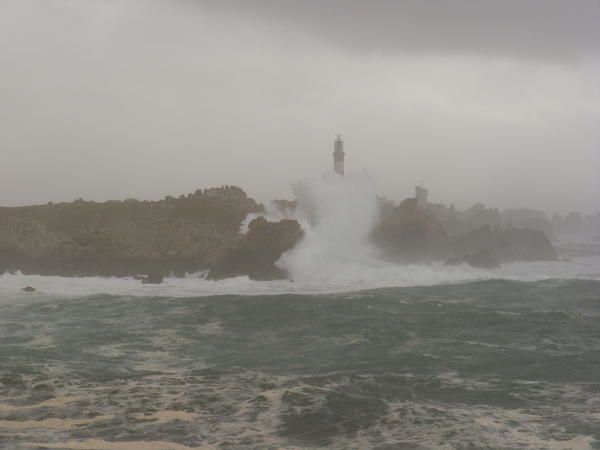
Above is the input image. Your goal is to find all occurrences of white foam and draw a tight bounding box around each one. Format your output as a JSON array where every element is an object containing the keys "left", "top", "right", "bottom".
[
  {"left": 0, "top": 256, "right": 598, "bottom": 300},
  {"left": 277, "top": 172, "right": 382, "bottom": 284}
]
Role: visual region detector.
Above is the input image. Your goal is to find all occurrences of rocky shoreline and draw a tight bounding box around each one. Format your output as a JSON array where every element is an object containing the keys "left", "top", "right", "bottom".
[
  {"left": 0, "top": 186, "right": 262, "bottom": 279},
  {"left": 0, "top": 186, "right": 560, "bottom": 282}
]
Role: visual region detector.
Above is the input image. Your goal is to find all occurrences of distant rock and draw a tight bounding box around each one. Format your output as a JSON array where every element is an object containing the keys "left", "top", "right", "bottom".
[
  {"left": 22, "top": 286, "right": 36, "bottom": 292},
  {"left": 207, "top": 217, "right": 304, "bottom": 281},
  {"left": 445, "top": 250, "right": 501, "bottom": 269},
  {"left": 502, "top": 226, "right": 557, "bottom": 261},
  {"left": 502, "top": 208, "right": 553, "bottom": 237},
  {"left": 371, "top": 198, "right": 449, "bottom": 263},
  {"left": 451, "top": 225, "right": 557, "bottom": 263},
  {"left": 372, "top": 198, "right": 557, "bottom": 265},
  {"left": 563, "top": 212, "right": 584, "bottom": 234}
]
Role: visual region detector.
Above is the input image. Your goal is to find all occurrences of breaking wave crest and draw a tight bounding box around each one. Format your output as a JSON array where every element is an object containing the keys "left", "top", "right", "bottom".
[{"left": 278, "top": 172, "right": 383, "bottom": 284}]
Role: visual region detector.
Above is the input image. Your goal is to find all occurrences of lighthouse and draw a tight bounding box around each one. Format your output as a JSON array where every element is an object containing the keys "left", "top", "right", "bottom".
[{"left": 333, "top": 135, "right": 345, "bottom": 175}]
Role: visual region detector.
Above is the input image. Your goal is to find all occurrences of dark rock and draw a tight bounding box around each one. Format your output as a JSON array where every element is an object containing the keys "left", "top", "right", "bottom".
[
  {"left": 207, "top": 217, "right": 304, "bottom": 280},
  {"left": 22, "top": 286, "right": 36, "bottom": 292},
  {"left": 444, "top": 256, "right": 463, "bottom": 266},
  {"left": 140, "top": 273, "right": 164, "bottom": 284},
  {"left": 445, "top": 250, "right": 501, "bottom": 269}
]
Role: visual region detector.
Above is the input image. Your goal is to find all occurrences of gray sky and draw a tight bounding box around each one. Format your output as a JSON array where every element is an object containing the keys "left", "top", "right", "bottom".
[{"left": 1, "top": 0, "right": 599, "bottom": 214}]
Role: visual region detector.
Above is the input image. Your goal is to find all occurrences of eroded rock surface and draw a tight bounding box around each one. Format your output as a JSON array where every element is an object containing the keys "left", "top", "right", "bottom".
[
  {"left": 0, "top": 187, "right": 262, "bottom": 278},
  {"left": 207, "top": 217, "right": 304, "bottom": 281}
]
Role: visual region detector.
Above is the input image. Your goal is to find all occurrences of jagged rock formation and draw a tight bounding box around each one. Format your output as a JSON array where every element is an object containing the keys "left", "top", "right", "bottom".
[
  {"left": 0, "top": 187, "right": 262, "bottom": 277},
  {"left": 425, "top": 201, "right": 556, "bottom": 240},
  {"left": 372, "top": 198, "right": 557, "bottom": 266},
  {"left": 371, "top": 198, "right": 449, "bottom": 263},
  {"left": 450, "top": 225, "right": 557, "bottom": 264},
  {"left": 0, "top": 186, "right": 561, "bottom": 280},
  {"left": 207, "top": 217, "right": 304, "bottom": 280}
]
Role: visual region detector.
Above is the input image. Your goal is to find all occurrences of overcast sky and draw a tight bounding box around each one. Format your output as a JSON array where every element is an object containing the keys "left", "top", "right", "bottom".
[{"left": 1, "top": 0, "right": 599, "bottom": 214}]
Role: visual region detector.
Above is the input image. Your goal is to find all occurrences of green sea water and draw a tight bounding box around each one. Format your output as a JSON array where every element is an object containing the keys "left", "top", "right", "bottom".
[{"left": 1, "top": 278, "right": 599, "bottom": 449}]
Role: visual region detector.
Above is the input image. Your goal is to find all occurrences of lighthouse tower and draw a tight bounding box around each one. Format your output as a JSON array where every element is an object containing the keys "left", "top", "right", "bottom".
[{"left": 333, "top": 135, "right": 345, "bottom": 175}]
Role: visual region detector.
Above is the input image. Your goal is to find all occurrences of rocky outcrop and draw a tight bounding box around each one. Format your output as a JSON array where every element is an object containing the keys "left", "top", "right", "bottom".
[
  {"left": 371, "top": 198, "right": 449, "bottom": 263},
  {"left": 0, "top": 187, "right": 560, "bottom": 279},
  {"left": 0, "top": 216, "right": 94, "bottom": 276},
  {"left": 450, "top": 225, "right": 557, "bottom": 263},
  {"left": 0, "top": 187, "right": 262, "bottom": 277},
  {"left": 207, "top": 217, "right": 304, "bottom": 281},
  {"left": 372, "top": 198, "right": 557, "bottom": 266}
]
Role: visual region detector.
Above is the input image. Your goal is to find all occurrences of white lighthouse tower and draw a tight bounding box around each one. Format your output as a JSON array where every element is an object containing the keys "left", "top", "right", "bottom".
[{"left": 333, "top": 134, "right": 345, "bottom": 175}]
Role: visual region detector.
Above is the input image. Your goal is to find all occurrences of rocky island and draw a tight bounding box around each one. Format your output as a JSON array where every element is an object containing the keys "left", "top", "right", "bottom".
[
  {"left": 0, "top": 183, "right": 561, "bottom": 282},
  {"left": 0, "top": 186, "right": 264, "bottom": 278},
  {"left": 371, "top": 195, "right": 557, "bottom": 268}
]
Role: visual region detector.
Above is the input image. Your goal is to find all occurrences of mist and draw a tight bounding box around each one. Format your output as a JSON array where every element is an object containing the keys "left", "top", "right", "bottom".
[
  {"left": 279, "top": 172, "right": 380, "bottom": 284},
  {"left": 1, "top": 0, "right": 599, "bottom": 214}
]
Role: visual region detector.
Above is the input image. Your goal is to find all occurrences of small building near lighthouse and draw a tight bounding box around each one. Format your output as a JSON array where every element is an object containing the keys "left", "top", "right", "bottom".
[
  {"left": 415, "top": 185, "right": 429, "bottom": 209},
  {"left": 333, "top": 135, "right": 345, "bottom": 175}
]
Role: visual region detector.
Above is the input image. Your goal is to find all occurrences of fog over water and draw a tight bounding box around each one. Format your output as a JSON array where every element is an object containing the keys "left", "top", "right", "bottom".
[{"left": 0, "top": 0, "right": 599, "bottom": 213}]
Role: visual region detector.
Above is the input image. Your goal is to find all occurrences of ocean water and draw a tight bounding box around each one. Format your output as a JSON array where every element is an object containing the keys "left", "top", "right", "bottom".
[
  {"left": 1, "top": 256, "right": 600, "bottom": 450},
  {"left": 2, "top": 174, "right": 600, "bottom": 449}
]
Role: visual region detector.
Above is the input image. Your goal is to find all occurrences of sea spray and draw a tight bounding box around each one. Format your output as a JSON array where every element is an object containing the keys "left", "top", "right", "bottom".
[
  {"left": 277, "top": 172, "right": 384, "bottom": 283},
  {"left": 240, "top": 200, "right": 296, "bottom": 233},
  {"left": 228, "top": 174, "right": 600, "bottom": 290}
]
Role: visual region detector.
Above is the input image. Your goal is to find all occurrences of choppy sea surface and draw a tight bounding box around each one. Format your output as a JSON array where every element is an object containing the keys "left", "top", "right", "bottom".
[{"left": 1, "top": 252, "right": 600, "bottom": 449}]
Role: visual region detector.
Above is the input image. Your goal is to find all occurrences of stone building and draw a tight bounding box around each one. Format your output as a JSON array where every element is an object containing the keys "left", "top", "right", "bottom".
[
  {"left": 333, "top": 135, "right": 345, "bottom": 175},
  {"left": 415, "top": 185, "right": 428, "bottom": 209}
]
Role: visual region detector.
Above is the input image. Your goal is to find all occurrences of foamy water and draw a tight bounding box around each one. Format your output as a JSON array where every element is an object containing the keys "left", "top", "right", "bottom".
[
  {"left": 2, "top": 173, "right": 599, "bottom": 449},
  {"left": 1, "top": 278, "right": 599, "bottom": 449},
  {"left": 1, "top": 256, "right": 599, "bottom": 300}
]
